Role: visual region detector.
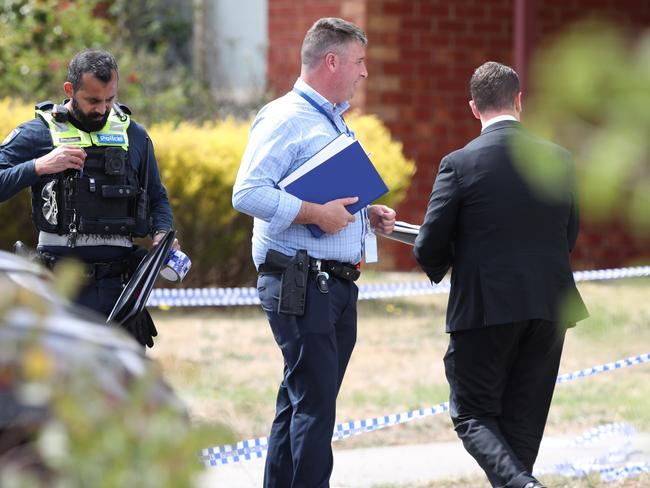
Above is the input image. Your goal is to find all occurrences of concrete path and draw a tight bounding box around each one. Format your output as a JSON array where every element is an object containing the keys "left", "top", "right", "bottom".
[{"left": 198, "top": 432, "right": 650, "bottom": 487}]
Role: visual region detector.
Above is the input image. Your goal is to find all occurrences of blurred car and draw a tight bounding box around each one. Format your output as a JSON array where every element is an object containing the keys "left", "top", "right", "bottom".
[{"left": 0, "top": 250, "right": 187, "bottom": 480}]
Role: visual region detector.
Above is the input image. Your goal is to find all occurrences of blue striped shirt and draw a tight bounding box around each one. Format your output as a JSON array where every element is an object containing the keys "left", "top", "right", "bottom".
[{"left": 233, "top": 78, "right": 368, "bottom": 268}]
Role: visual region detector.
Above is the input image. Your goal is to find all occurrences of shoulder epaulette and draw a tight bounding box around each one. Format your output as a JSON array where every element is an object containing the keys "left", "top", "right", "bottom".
[
  {"left": 35, "top": 100, "right": 55, "bottom": 112},
  {"left": 116, "top": 102, "right": 132, "bottom": 115}
]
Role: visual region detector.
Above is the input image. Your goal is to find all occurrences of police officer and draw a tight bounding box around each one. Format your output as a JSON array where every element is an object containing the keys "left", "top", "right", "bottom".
[{"left": 0, "top": 48, "right": 177, "bottom": 347}]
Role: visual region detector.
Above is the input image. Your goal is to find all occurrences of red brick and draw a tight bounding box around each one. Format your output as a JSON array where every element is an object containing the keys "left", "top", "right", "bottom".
[
  {"left": 266, "top": 0, "right": 650, "bottom": 269},
  {"left": 419, "top": 3, "right": 451, "bottom": 18},
  {"left": 403, "top": 18, "right": 434, "bottom": 30},
  {"left": 454, "top": 4, "right": 487, "bottom": 19},
  {"left": 395, "top": 32, "right": 415, "bottom": 44},
  {"left": 438, "top": 20, "right": 469, "bottom": 32},
  {"left": 382, "top": 1, "right": 412, "bottom": 15}
]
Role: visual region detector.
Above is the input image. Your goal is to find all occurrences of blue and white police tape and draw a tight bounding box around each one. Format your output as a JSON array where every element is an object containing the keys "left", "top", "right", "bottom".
[
  {"left": 201, "top": 437, "right": 268, "bottom": 465},
  {"left": 150, "top": 265, "right": 650, "bottom": 308},
  {"left": 200, "top": 352, "right": 650, "bottom": 468},
  {"left": 200, "top": 401, "right": 451, "bottom": 467},
  {"left": 536, "top": 422, "right": 650, "bottom": 483},
  {"left": 536, "top": 422, "right": 648, "bottom": 482},
  {"left": 600, "top": 462, "right": 650, "bottom": 482},
  {"left": 548, "top": 460, "right": 650, "bottom": 483},
  {"left": 563, "top": 421, "right": 635, "bottom": 447},
  {"left": 331, "top": 402, "right": 450, "bottom": 443},
  {"left": 556, "top": 352, "right": 650, "bottom": 384}
]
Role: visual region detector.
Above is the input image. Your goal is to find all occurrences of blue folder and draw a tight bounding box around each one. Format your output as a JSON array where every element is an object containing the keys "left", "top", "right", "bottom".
[{"left": 279, "top": 135, "right": 389, "bottom": 237}]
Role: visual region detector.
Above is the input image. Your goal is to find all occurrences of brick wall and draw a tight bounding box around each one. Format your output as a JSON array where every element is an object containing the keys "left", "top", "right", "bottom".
[
  {"left": 267, "top": 0, "right": 367, "bottom": 100},
  {"left": 363, "top": 0, "right": 514, "bottom": 268},
  {"left": 266, "top": 0, "right": 650, "bottom": 270}
]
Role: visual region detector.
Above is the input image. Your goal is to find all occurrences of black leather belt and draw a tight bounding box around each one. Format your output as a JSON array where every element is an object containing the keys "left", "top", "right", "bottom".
[
  {"left": 85, "top": 260, "right": 130, "bottom": 279},
  {"left": 315, "top": 259, "right": 360, "bottom": 281},
  {"left": 40, "top": 252, "right": 130, "bottom": 280},
  {"left": 259, "top": 255, "right": 360, "bottom": 282}
]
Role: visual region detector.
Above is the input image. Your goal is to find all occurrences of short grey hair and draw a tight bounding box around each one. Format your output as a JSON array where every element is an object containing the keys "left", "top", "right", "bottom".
[{"left": 301, "top": 17, "right": 367, "bottom": 70}]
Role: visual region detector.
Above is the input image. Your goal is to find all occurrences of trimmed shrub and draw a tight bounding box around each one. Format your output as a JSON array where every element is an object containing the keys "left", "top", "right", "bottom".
[
  {"left": 148, "top": 119, "right": 253, "bottom": 286},
  {"left": 0, "top": 99, "right": 36, "bottom": 250},
  {"left": 0, "top": 99, "right": 416, "bottom": 286},
  {"left": 347, "top": 112, "right": 416, "bottom": 208}
]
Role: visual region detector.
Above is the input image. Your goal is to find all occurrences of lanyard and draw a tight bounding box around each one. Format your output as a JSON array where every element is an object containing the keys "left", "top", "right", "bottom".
[
  {"left": 293, "top": 87, "right": 367, "bottom": 246},
  {"left": 293, "top": 88, "right": 351, "bottom": 136}
]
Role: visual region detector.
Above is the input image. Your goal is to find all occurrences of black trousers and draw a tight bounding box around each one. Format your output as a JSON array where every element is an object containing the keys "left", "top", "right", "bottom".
[
  {"left": 39, "top": 245, "right": 143, "bottom": 319},
  {"left": 257, "top": 272, "right": 358, "bottom": 488},
  {"left": 444, "top": 319, "right": 567, "bottom": 488},
  {"left": 76, "top": 275, "right": 124, "bottom": 317}
]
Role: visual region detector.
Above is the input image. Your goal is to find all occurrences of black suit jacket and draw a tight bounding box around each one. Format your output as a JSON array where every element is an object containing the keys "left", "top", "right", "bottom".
[{"left": 414, "top": 120, "right": 588, "bottom": 332}]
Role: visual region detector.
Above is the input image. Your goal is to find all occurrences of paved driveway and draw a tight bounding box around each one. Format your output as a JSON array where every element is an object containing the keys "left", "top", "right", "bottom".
[{"left": 198, "top": 431, "right": 650, "bottom": 487}]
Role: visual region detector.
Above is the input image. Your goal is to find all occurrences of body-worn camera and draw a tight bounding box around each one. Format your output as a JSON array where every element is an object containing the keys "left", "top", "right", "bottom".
[{"left": 104, "top": 147, "right": 127, "bottom": 175}]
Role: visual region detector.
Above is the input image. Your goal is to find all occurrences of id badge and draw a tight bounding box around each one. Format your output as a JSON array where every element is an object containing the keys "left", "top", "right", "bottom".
[{"left": 364, "top": 231, "right": 378, "bottom": 263}]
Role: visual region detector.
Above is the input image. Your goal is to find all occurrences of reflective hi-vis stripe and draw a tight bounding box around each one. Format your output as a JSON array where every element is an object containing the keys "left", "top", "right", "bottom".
[{"left": 36, "top": 108, "right": 130, "bottom": 149}]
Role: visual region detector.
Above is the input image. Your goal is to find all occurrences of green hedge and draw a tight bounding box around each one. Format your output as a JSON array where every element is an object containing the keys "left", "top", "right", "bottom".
[{"left": 0, "top": 100, "right": 415, "bottom": 286}]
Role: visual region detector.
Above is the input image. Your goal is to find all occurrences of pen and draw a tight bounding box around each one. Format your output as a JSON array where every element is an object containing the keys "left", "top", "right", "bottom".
[{"left": 80, "top": 148, "right": 86, "bottom": 177}]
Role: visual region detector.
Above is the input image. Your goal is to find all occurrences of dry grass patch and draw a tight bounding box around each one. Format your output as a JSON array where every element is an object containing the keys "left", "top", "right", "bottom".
[{"left": 149, "top": 276, "right": 650, "bottom": 451}]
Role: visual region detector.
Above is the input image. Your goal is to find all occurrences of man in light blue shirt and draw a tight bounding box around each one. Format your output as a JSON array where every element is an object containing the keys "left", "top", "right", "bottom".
[{"left": 233, "top": 17, "right": 395, "bottom": 488}]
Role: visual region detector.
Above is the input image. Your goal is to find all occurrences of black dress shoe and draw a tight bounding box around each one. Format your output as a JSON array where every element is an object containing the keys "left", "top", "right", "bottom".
[{"left": 523, "top": 483, "right": 546, "bottom": 488}]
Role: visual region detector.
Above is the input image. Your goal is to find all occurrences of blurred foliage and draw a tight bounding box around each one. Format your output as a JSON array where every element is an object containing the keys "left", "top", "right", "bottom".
[
  {"left": 0, "top": 267, "right": 235, "bottom": 486},
  {"left": 0, "top": 101, "right": 416, "bottom": 286},
  {"left": 0, "top": 0, "right": 112, "bottom": 100},
  {"left": 109, "top": 0, "right": 193, "bottom": 66},
  {"left": 4, "top": 373, "right": 213, "bottom": 487},
  {"left": 0, "top": 0, "right": 219, "bottom": 125},
  {"left": 148, "top": 117, "right": 254, "bottom": 285},
  {"left": 49, "top": 259, "right": 86, "bottom": 301},
  {"left": 0, "top": 98, "right": 38, "bottom": 249},
  {"left": 520, "top": 19, "right": 650, "bottom": 238},
  {"left": 107, "top": 0, "right": 220, "bottom": 124}
]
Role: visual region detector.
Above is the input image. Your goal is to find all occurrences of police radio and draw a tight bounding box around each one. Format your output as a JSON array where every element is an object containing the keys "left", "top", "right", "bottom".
[{"left": 113, "top": 101, "right": 128, "bottom": 122}]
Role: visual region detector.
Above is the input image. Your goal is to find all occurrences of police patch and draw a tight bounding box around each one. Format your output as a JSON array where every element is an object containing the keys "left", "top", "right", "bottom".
[
  {"left": 1, "top": 128, "right": 20, "bottom": 146},
  {"left": 97, "top": 133, "right": 125, "bottom": 144}
]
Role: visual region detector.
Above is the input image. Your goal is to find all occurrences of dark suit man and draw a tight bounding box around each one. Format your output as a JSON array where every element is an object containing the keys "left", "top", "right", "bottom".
[{"left": 414, "top": 61, "right": 589, "bottom": 488}]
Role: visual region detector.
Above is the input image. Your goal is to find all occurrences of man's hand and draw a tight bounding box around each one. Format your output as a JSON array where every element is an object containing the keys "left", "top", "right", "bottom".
[
  {"left": 152, "top": 229, "right": 180, "bottom": 250},
  {"left": 295, "top": 197, "right": 358, "bottom": 234},
  {"left": 369, "top": 204, "right": 396, "bottom": 234},
  {"left": 34, "top": 145, "right": 86, "bottom": 175}
]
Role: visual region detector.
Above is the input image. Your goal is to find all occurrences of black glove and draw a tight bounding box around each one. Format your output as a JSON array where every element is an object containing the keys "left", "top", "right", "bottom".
[{"left": 121, "top": 308, "right": 158, "bottom": 348}]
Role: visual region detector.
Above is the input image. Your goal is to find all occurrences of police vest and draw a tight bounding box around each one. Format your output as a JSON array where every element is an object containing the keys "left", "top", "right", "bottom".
[{"left": 32, "top": 104, "right": 149, "bottom": 242}]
